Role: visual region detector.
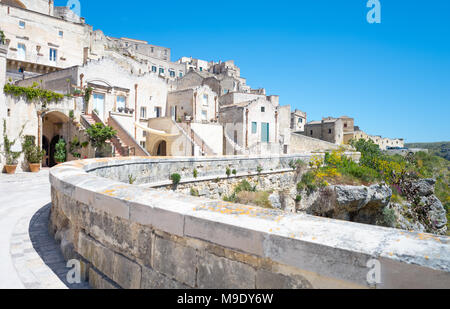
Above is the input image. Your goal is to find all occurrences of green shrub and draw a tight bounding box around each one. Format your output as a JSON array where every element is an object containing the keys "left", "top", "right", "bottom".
[
  {"left": 257, "top": 165, "right": 263, "bottom": 174},
  {"left": 232, "top": 169, "right": 237, "bottom": 175},
  {"left": 54, "top": 138, "right": 67, "bottom": 163},
  {"left": 128, "top": 174, "right": 136, "bottom": 184},
  {"left": 297, "top": 171, "right": 319, "bottom": 193},
  {"left": 193, "top": 169, "right": 198, "bottom": 178},
  {"left": 86, "top": 123, "right": 117, "bottom": 151},
  {"left": 377, "top": 207, "right": 396, "bottom": 228},
  {"left": 69, "top": 110, "right": 74, "bottom": 119},
  {"left": 170, "top": 173, "right": 181, "bottom": 186},
  {"left": 295, "top": 195, "right": 302, "bottom": 202},
  {"left": 226, "top": 167, "right": 231, "bottom": 177},
  {"left": 22, "top": 136, "right": 45, "bottom": 164},
  {"left": 190, "top": 188, "right": 199, "bottom": 197}
]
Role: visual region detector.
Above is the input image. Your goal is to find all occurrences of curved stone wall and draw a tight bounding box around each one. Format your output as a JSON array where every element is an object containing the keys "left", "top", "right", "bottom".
[{"left": 49, "top": 155, "right": 450, "bottom": 289}]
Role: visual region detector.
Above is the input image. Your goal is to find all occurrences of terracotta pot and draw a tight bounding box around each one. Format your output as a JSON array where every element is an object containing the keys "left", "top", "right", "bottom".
[
  {"left": 29, "top": 163, "right": 41, "bottom": 173},
  {"left": 4, "top": 165, "right": 17, "bottom": 174}
]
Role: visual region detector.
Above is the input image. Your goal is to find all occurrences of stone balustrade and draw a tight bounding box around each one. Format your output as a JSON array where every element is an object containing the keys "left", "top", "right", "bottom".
[{"left": 49, "top": 155, "right": 450, "bottom": 289}]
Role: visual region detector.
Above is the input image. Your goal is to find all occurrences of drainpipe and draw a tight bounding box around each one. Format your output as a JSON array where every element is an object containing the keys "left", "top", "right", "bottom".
[
  {"left": 245, "top": 108, "right": 249, "bottom": 148},
  {"left": 275, "top": 110, "right": 278, "bottom": 143},
  {"left": 193, "top": 91, "right": 197, "bottom": 121},
  {"left": 134, "top": 84, "right": 138, "bottom": 139}
]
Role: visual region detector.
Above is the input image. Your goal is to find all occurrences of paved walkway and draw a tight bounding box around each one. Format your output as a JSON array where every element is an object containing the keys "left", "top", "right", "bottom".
[{"left": 0, "top": 170, "right": 89, "bottom": 289}]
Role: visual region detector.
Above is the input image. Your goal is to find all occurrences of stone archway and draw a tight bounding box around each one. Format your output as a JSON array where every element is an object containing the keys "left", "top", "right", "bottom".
[
  {"left": 155, "top": 140, "right": 167, "bottom": 156},
  {"left": 42, "top": 111, "right": 70, "bottom": 167}
]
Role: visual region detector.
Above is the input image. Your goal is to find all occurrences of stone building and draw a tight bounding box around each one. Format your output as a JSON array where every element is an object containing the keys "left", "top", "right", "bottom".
[
  {"left": 0, "top": 0, "right": 93, "bottom": 79},
  {"left": 220, "top": 97, "right": 284, "bottom": 155},
  {"left": 353, "top": 127, "right": 404, "bottom": 150},
  {"left": 291, "top": 109, "right": 307, "bottom": 132},
  {"left": 304, "top": 116, "right": 355, "bottom": 145}
]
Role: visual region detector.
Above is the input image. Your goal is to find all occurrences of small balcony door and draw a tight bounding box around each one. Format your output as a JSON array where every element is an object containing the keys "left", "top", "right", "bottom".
[
  {"left": 261, "top": 122, "right": 269, "bottom": 143},
  {"left": 93, "top": 93, "right": 105, "bottom": 121}
]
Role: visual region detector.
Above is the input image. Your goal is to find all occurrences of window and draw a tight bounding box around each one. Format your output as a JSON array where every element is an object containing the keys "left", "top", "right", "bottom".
[
  {"left": 154, "top": 106, "right": 162, "bottom": 118},
  {"left": 252, "top": 122, "right": 257, "bottom": 134},
  {"left": 224, "top": 89, "right": 229, "bottom": 94},
  {"left": 201, "top": 110, "right": 207, "bottom": 121},
  {"left": 49, "top": 48, "right": 57, "bottom": 62},
  {"left": 19, "top": 21, "right": 25, "bottom": 29},
  {"left": 17, "top": 43, "right": 26, "bottom": 60},
  {"left": 199, "top": 67, "right": 203, "bottom": 72},
  {"left": 344, "top": 123, "right": 348, "bottom": 128},
  {"left": 169, "top": 70, "right": 175, "bottom": 78},
  {"left": 310, "top": 130, "right": 313, "bottom": 136},
  {"left": 58, "top": 31, "right": 64, "bottom": 38},
  {"left": 298, "top": 118, "right": 303, "bottom": 124},
  {"left": 328, "top": 129, "right": 332, "bottom": 134},
  {"left": 151, "top": 66, "right": 157, "bottom": 73},
  {"left": 143, "top": 131, "right": 147, "bottom": 137},
  {"left": 140, "top": 141, "right": 146, "bottom": 148},
  {"left": 151, "top": 47, "right": 154, "bottom": 53},
  {"left": 179, "top": 72, "right": 183, "bottom": 78},
  {"left": 116, "top": 96, "right": 126, "bottom": 111},
  {"left": 261, "top": 107, "right": 265, "bottom": 113},
  {"left": 202, "top": 94, "right": 208, "bottom": 106},
  {"left": 159, "top": 68, "right": 164, "bottom": 74},
  {"left": 140, "top": 107, "right": 147, "bottom": 119}
]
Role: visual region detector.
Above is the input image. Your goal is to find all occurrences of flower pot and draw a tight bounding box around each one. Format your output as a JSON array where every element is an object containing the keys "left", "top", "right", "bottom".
[
  {"left": 29, "top": 163, "right": 41, "bottom": 173},
  {"left": 4, "top": 165, "right": 17, "bottom": 174},
  {"left": 55, "top": 161, "right": 64, "bottom": 165}
]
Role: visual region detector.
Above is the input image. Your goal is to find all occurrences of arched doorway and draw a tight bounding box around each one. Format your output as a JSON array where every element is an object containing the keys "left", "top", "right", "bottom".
[
  {"left": 42, "top": 111, "right": 70, "bottom": 167},
  {"left": 156, "top": 140, "right": 167, "bottom": 156}
]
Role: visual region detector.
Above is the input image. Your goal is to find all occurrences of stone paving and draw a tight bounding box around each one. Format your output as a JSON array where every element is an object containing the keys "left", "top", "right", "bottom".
[{"left": 0, "top": 169, "right": 90, "bottom": 289}]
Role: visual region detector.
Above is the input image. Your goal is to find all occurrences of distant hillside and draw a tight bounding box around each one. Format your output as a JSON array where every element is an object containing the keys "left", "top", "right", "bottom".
[{"left": 406, "top": 142, "right": 450, "bottom": 161}]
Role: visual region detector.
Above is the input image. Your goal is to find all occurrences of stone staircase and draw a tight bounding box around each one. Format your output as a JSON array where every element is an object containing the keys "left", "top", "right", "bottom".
[
  {"left": 175, "top": 122, "right": 217, "bottom": 156},
  {"left": 107, "top": 115, "right": 149, "bottom": 157}
]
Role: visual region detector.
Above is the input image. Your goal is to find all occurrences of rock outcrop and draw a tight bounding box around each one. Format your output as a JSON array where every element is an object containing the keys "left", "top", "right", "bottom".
[
  {"left": 391, "top": 179, "right": 447, "bottom": 235},
  {"left": 295, "top": 184, "right": 392, "bottom": 225}
]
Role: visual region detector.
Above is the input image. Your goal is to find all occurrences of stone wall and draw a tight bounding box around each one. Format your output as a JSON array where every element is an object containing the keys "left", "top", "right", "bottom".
[
  {"left": 289, "top": 132, "right": 345, "bottom": 153},
  {"left": 49, "top": 156, "right": 450, "bottom": 289}
]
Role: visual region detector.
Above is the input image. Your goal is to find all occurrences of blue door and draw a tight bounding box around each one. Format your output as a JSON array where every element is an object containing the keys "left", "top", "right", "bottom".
[{"left": 261, "top": 123, "right": 269, "bottom": 143}]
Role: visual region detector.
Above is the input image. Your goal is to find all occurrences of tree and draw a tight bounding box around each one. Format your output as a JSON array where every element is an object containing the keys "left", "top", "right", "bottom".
[
  {"left": 86, "top": 123, "right": 117, "bottom": 155},
  {"left": 54, "top": 138, "right": 67, "bottom": 163}
]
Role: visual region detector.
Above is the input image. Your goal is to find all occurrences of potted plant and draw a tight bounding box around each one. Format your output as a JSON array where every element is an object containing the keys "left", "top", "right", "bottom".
[
  {"left": 118, "top": 107, "right": 124, "bottom": 113},
  {"left": 54, "top": 138, "right": 66, "bottom": 164},
  {"left": 23, "top": 136, "right": 45, "bottom": 172},
  {"left": 2, "top": 120, "right": 24, "bottom": 174}
]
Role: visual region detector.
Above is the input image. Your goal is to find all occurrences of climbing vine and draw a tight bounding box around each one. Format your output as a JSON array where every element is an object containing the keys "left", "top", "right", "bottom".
[
  {"left": 84, "top": 87, "right": 93, "bottom": 103},
  {"left": 3, "top": 82, "right": 64, "bottom": 107}
]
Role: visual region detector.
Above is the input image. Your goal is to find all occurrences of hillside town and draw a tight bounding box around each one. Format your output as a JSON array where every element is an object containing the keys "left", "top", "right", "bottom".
[
  {"left": 0, "top": 0, "right": 404, "bottom": 171},
  {"left": 0, "top": 0, "right": 448, "bottom": 291}
]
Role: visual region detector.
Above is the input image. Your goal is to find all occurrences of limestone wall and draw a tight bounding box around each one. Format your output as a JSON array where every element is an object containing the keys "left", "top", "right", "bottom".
[
  {"left": 49, "top": 156, "right": 450, "bottom": 289},
  {"left": 289, "top": 132, "right": 344, "bottom": 153}
]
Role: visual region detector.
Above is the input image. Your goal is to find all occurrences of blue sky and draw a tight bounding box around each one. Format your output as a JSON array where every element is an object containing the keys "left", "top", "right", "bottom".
[{"left": 57, "top": 0, "right": 450, "bottom": 143}]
